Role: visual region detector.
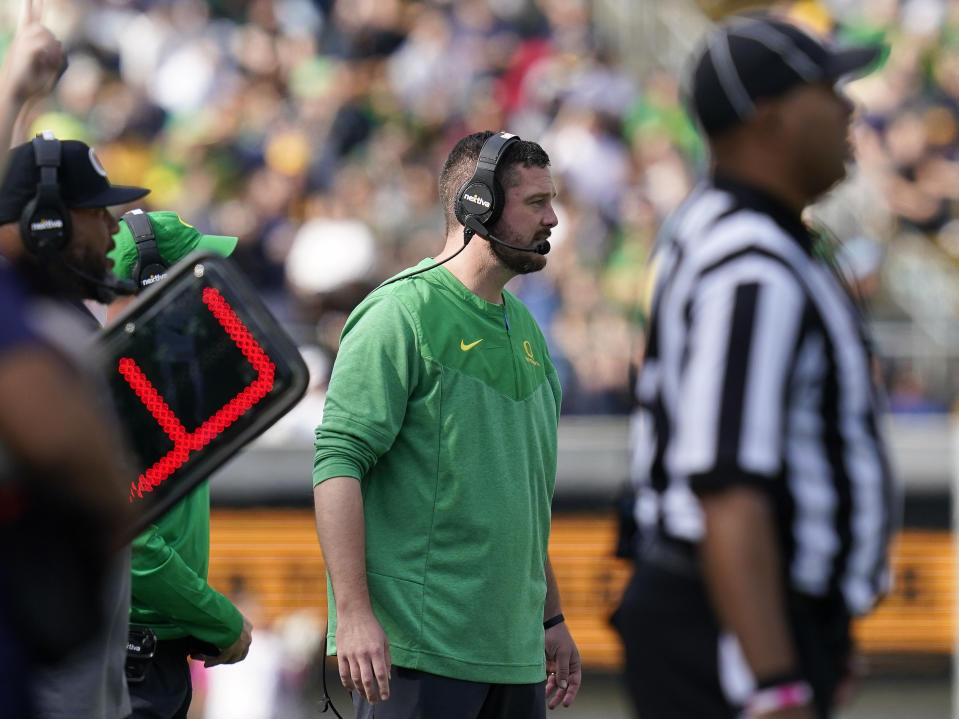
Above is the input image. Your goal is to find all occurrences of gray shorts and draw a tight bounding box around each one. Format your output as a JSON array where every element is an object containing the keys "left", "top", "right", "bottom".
[{"left": 351, "top": 666, "right": 545, "bottom": 719}]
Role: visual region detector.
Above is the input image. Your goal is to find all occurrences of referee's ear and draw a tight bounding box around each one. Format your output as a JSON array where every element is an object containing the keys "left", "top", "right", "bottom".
[{"left": 749, "top": 100, "right": 785, "bottom": 141}]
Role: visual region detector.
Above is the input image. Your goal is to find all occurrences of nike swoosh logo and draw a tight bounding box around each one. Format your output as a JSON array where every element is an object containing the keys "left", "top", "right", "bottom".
[{"left": 460, "top": 339, "right": 483, "bottom": 351}]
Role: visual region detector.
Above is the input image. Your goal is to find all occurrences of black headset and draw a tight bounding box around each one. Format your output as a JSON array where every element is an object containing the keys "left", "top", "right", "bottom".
[
  {"left": 123, "top": 209, "right": 168, "bottom": 290},
  {"left": 453, "top": 131, "right": 520, "bottom": 233},
  {"left": 20, "top": 132, "right": 71, "bottom": 255}
]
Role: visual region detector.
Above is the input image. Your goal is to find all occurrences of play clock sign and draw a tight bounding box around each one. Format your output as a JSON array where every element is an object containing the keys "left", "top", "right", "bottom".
[{"left": 95, "top": 251, "right": 308, "bottom": 541}]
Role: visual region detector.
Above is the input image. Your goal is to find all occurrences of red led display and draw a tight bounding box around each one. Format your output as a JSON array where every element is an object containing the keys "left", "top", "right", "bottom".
[{"left": 119, "top": 286, "right": 276, "bottom": 501}]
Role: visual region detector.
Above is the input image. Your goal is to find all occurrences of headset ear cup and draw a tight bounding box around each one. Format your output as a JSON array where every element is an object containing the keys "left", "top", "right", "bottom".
[
  {"left": 19, "top": 195, "right": 71, "bottom": 255},
  {"left": 455, "top": 179, "right": 496, "bottom": 228},
  {"left": 454, "top": 131, "right": 519, "bottom": 233}
]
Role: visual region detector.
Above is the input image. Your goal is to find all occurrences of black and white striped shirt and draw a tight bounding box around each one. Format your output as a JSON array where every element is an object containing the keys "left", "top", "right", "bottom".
[{"left": 630, "top": 175, "right": 899, "bottom": 615}]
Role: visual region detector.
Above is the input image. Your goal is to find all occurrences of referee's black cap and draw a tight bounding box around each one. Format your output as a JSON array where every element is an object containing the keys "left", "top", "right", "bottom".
[{"left": 688, "top": 14, "right": 883, "bottom": 137}]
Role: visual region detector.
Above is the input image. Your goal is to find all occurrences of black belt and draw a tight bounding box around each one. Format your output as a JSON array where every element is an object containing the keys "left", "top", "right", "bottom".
[{"left": 637, "top": 535, "right": 701, "bottom": 579}]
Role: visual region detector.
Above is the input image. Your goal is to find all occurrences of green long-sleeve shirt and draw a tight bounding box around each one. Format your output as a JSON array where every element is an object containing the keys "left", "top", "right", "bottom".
[
  {"left": 314, "top": 261, "right": 561, "bottom": 684},
  {"left": 129, "top": 482, "right": 242, "bottom": 648}
]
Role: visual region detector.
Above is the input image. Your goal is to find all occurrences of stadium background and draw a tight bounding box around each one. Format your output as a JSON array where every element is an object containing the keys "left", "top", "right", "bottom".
[{"left": 4, "top": 0, "right": 958, "bottom": 715}]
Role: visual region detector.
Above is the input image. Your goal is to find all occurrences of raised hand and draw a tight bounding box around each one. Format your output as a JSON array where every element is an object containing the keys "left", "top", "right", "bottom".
[{"left": 1, "top": 0, "right": 64, "bottom": 106}]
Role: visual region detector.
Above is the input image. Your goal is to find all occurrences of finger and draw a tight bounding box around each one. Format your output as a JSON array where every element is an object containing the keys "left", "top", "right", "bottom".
[
  {"left": 358, "top": 658, "right": 380, "bottom": 704},
  {"left": 338, "top": 655, "right": 356, "bottom": 691},
  {"left": 552, "top": 649, "right": 571, "bottom": 688},
  {"left": 547, "top": 652, "right": 572, "bottom": 710},
  {"left": 18, "top": 0, "right": 36, "bottom": 29},
  {"left": 547, "top": 682, "right": 565, "bottom": 710},
  {"left": 350, "top": 656, "right": 372, "bottom": 700},
  {"left": 373, "top": 654, "right": 391, "bottom": 701},
  {"left": 561, "top": 669, "right": 582, "bottom": 707},
  {"left": 545, "top": 671, "right": 558, "bottom": 704}
]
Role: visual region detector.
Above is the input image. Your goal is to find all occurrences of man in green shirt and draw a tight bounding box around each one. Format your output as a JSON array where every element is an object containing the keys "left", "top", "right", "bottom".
[
  {"left": 106, "top": 210, "right": 251, "bottom": 719},
  {"left": 313, "top": 131, "right": 581, "bottom": 718}
]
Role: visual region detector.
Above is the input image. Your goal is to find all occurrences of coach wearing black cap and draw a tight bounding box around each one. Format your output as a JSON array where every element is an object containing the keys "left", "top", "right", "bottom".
[
  {"left": 0, "top": 133, "right": 149, "bottom": 305},
  {"left": 614, "top": 12, "right": 898, "bottom": 719},
  {"left": 0, "top": 131, "right": 149, "bottom": 719}
]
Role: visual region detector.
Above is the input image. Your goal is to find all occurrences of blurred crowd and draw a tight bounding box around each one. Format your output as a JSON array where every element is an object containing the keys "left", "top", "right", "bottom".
[
  {"left": 10, "top": 0, "right": 959, "bottom": 414},
  {"left": 183, "top": 579, "right": 327, "bottom": 719}
]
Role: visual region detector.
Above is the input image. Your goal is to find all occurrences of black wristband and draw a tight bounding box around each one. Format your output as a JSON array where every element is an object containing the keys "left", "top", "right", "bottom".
[{"left": 543, "top": 613, "right": 565, "bottom": 630}]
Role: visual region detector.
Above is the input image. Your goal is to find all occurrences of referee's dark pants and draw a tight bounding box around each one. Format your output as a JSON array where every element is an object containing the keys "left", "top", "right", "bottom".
[
  {"left": 0, "top": 597, "right": 33, "bottom": 719},
  {"left": 351, "top": 666, "right": 546, "bottom": 719},
  {"left": 612, "top": 539, "right": 851, "bottom": 719},
  {"left": 126, "top": 637, "right": 194, "bottom": 719}
]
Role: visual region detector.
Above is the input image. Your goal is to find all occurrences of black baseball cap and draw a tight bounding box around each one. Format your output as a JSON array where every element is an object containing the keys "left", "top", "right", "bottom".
[
  {"left": 688, "top": 14, "right": 883, "bottom": 137},
  {"left": 0, "top": 136, "right": 150, "bottom": 224}
]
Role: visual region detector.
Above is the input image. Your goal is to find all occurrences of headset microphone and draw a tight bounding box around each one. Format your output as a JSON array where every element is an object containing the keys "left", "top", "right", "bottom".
[
  {"left": 463, "top": 216, "right": 551, "bottom": 255},
  {"left": 43, "top": 248, "right": 138, "bottom": 303}
]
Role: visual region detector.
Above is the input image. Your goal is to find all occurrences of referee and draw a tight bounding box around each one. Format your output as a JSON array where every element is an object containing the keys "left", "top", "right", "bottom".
[{"left": 613, "top": 13, "right": 899, "bottom": 719}]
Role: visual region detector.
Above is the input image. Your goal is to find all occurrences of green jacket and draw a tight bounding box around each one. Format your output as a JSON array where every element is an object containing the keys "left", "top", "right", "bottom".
[
  {"left": 314, "top": 261, "right": 561, "bottom": 684},
  {"left": 129, "top": 482, "right": 242, "bottom": 648}
]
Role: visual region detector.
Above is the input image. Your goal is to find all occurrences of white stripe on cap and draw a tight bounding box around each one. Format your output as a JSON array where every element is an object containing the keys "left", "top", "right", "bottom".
[
  {"left": 707, "top": 33, "right": 755, "bottom": 120},
  {"left": 730, "top": 22, "right": 822, "bottom": 82}
]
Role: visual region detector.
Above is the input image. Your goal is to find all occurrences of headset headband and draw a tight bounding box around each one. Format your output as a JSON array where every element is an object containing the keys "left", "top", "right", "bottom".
[
  {"left": 476, "top": 132, "right": 518, "bottom": 175},
  {"left": 33, "top": 134, "right": 62, "bottom": 193},
  {"left": 123, "top": 210, "right": 168, "bottom": 290},
  {"left": 124, "top": 209, "right": 155, "bottom": 245}
]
